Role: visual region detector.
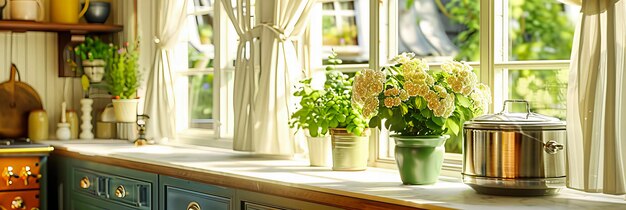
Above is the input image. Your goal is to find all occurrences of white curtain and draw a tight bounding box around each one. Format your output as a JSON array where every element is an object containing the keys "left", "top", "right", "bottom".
[
  {"left": 566, "top": 0, "right": 626, "bottom": 195},
  {"left": 143, "top": 0, "right": 188, "bottom": 142},
  {"left": 222, "top": 0, "right": 316, "bottom": 155}
]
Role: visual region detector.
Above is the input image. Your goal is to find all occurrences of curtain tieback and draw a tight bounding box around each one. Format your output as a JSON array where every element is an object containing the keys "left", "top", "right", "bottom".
[{"left": 240, "top": 23, "right": 290, "bottom": 42}]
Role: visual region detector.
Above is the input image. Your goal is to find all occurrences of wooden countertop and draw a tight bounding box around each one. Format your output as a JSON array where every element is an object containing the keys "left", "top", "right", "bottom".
[{"left": 43, "top": 140, "right": 626, "bottom": 210}]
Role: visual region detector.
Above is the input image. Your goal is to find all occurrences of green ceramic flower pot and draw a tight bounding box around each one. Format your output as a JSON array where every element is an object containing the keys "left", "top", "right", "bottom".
[
  {"left": 393, "top": 135, "right": 448, "bottom": 185},
  {"left": 330, "top": 128, "right": 371, "bottom": 171}
]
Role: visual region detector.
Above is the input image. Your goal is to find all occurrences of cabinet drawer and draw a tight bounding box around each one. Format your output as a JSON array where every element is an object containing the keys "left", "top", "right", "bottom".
[
  {"left": 165, "top": 186, "right": 231, "bottom": 210},
  {"left": 73, "top": 169, "right": 105, "bottom": 197},
  {"left": 108, "top": 175, "right": 152, "bottom": 208},
  {"left": 0, "top": 157, "right": 42, "bottom": 191},
  {"left": 0, "top": 190, "right": 40, "bottom": 210}
]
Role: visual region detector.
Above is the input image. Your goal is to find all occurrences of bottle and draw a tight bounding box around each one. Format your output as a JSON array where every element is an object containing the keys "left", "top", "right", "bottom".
[
  {"left": 66, "top": 110, "right": 79, "bottom": 139},
  {"left": 28, "top": 110, "right": 49, "bottom": 141}
]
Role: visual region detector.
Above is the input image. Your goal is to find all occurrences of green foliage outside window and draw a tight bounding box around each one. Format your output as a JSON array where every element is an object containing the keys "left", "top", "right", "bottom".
[
  {"left": 404, "top": 0, "right": 575, "bottom": 153},
  {"left": 189, "top": 74, "right": 214, "bottom": 122}
]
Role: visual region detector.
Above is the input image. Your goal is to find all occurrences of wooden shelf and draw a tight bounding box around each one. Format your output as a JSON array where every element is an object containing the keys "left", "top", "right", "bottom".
[
  {"left": 0, "top": 21, "right": 123, "bottom": 34},
  {"left": 0, "top": 21, "right": 124, "bottom": 78}
]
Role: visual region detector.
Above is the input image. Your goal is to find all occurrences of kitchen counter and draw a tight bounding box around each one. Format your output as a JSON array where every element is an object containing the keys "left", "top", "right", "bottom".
[{"left": 43, "top": 140, "right": 626, "bottom": 210}]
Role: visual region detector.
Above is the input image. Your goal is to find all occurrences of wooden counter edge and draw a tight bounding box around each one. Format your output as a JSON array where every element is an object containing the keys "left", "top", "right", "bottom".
[{"left": 51, "top": 148, "right": 454, "bottom": 210}]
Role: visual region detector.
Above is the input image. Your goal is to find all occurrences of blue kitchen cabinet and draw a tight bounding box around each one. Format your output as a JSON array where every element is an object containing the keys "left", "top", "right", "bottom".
[{"left": 50, "top": 155, "right": 339, "bottom": 210}]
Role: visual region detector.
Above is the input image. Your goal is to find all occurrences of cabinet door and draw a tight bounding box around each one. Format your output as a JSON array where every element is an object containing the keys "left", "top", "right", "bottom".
[{"left": 160, "top": 176, "right": 234, "bottom": 210}]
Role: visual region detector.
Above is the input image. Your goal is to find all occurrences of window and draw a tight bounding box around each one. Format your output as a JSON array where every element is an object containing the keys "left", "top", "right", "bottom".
[
  {"left": 173, "top": 0, "right": 238, "bottom": 147},
  {"left": 370, "top": 0, "right": 578, "bottom": 171}
]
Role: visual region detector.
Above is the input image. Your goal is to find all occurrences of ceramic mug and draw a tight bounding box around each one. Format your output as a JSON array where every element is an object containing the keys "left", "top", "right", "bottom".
[{"left": 10, "top": 0, "right": 44, "bottom": 21}]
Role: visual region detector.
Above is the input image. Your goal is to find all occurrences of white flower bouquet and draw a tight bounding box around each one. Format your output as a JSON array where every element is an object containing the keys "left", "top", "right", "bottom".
[{"left": 352, "top": 53, "right": 490, "bottom": 138}]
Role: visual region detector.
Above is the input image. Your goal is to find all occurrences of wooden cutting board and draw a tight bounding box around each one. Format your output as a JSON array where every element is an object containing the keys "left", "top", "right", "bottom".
[{"left": 0, "top": 64, "right": 43, "bottom": 138}]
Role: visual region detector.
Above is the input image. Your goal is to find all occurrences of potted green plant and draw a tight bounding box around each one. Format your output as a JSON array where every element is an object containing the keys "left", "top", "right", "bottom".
[
  {"left": 291, "top": 51, "right": 370, "bottom": 170},
  {"left": 290, "top": 78, "right": 332, "bottom": 167},
  {"left": 74, "top": 37, "right": 111, "bottom": 83},
  {"left": 352, "top": 53, "right": 490, "bottom": 184},
  {"left": 105, "top": 42, "right": 140, "bottom": 122},
  {"left": 324, "top": 52, "right": 370, "bottom": 171}
]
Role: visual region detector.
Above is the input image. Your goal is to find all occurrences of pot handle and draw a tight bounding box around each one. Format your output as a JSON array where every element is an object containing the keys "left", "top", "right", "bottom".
[
  {"left": 544, "top": 140, "right": 564, "bottom": 154},
  {"left": 499, "top": 99, "right": 531, "bottom": 118}
]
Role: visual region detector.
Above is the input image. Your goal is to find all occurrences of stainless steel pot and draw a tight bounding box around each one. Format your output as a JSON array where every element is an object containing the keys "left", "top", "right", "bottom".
[{"left": 462, "top": 100, "right": 566, "bottom": 196}]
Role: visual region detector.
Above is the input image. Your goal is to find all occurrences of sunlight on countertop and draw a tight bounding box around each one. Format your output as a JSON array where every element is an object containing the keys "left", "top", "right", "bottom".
[{"left": 42, "top": 140, "right": 626, "bottom": 210}]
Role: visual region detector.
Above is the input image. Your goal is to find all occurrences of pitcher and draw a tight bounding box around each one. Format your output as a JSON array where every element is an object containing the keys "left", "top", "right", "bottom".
[{"left": 50, "top": 0, "right": 90, "bottom": 23}]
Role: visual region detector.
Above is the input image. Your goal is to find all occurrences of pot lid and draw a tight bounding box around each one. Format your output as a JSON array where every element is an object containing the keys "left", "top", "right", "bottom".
[{"left": 466, "top": 100, "right": 565, "bottom": 129}]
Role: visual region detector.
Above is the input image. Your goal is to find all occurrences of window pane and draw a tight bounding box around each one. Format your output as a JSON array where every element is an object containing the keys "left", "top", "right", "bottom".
[
  {"left": 188, "top": 0, "right": 215, "bottom": 69},
  {"left": 398, "top": 0, "right": 479, "bottom": 62},
  {"left": 339, "top": 1, "right": 355, "bottom": 10},
  {"left": 508, "top": 1, "right": 577, "bottom": 61},
  {"left": 189, "top": 74, "right": 214, "bottom": 129},
  {"left": 508, "top": 69, "right": 567, "bottom": 119},
  {"left": 320, "top": 0, "right": 369, "bottom": 64},
  {"left": 322, "top": 2, "right": 335, "bottom": 10}
]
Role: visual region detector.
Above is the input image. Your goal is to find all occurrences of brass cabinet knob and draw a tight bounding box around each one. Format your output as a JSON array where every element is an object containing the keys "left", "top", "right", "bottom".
[
  {"left": 79, "top": 177, "right": 90, "bottom": 189},
  {"left": 20, "top": 166, "right": 41, "bottom": 186},
  {"left": 187, "top": 202, "right": 201, "bottom": 210},
  {"left": 115, "top": 185, "right": 126, "bottom": 198},
  {"left": 10, "top": 196, "right": 24, "bottom": 209},
  {"left": 2, "top": 166, "right": 20, "bottom": 186}
]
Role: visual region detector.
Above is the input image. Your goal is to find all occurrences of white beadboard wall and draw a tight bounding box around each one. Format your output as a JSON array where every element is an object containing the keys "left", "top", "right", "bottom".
[{"left": 0, "top": 0, "right": 135, "bottom": 138}]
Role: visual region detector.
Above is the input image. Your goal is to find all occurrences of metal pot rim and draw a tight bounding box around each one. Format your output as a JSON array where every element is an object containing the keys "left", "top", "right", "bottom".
[{"left": 464, "top": 121, "right": 566, "bottom": 130}]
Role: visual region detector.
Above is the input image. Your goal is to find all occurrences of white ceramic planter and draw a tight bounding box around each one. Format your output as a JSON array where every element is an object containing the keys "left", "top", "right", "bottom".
[
  {"left": 306, "top": 135, "right": 332, "bottom": 167},
  {"left": 83, "top": 59, "right": 105, "bottom": 82},
  {"left": 112, "top": 99, "right": 138, "bottom": 122}
]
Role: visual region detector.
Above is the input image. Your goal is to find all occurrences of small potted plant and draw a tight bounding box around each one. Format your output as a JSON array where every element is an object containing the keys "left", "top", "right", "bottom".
[
  {"left": 323, "top": 52, "right": 370, "bottom": 171},
  {"left": 352, "top": 53, "right": 490, "bottom": 184},
  {"left": 105, "top": 41, "right": 140, "bottom": 122},
  {"left": 291, "top": 51, "right": 370, "bottom": 170},
  {"left": 74, "top": 37, "right": 111, "bottom": 83},
  {"left": 290, "top": 78, "right": 332, "bottom": 167}
]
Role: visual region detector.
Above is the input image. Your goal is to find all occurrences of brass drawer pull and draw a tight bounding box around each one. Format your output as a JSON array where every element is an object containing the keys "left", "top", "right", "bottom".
[
  {"left": 79, "top": 176, "right": 90, "bottom": 189},
  {"left": 2, "top": 166, "right": 20, "bottom": 186},
  {"left": 115, "top": 185, "right": 126, "bottom": 198},
  {"left": 10, "top": 196, "right": 24, "bottom": 209},
  {"left": 187, "top": 202, "right": 201, "bottom": 210}
]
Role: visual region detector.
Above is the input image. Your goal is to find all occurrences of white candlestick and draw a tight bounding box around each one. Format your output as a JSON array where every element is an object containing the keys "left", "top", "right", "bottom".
[{"left": 61, "top": 102, "right": 67, "bottom": 123}]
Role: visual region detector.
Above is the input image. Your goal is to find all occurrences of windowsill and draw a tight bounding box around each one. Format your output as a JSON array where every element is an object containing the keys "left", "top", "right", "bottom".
[{"left": 43, "top": 140, "right": 626, "bottom": 209}]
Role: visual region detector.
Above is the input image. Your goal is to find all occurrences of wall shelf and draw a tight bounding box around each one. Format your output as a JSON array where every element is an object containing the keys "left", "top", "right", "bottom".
[
  {"left": 0, "top": 21, "right": 123, "bottom": 34},
  {"left": 0, "top": 21, "right": 124, "bottom": 77}
]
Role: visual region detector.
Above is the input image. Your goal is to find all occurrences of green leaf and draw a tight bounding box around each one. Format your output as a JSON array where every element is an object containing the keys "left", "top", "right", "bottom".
[
  {"left": 309, "top": 126, "right": 319, "bottom": 137},
  {"left": 446, "top": 118, "right": 460, "bottom": 134},
  {"left": 432, "top": 117, "right": 445, "bottom": 126},
  {"left": 420, "top": 109, "right": 432, "bottom": 118},
  {"left": 329, "top": 120, "right": 339, "bottom": 128},
  {"left": 336, "top": 114, "right": 346, "bottom": 123},
  {"left": 456, "top": 94, "right": 471, "bottom": 107},
  {"left": 425, "top": 120, "right": 442, "bottom": 132},
  {"left": 368, "top": 116, "right": 381, "bottom": 128}
]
